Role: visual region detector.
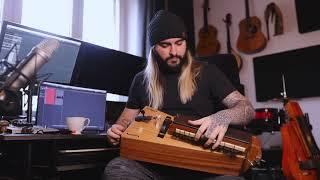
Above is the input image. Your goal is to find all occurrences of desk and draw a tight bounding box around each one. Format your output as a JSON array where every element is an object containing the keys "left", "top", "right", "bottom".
[{"left": 0, "top": 133, "right": 119, "bottom": 180}]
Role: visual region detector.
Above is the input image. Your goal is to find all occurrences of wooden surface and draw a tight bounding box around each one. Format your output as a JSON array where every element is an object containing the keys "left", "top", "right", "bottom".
[
  {"left": 0, "top": 133, "right": 107, "bottom": 141},
  {"left": 120, "top": 107, "right": 262, "bottom": 176}
]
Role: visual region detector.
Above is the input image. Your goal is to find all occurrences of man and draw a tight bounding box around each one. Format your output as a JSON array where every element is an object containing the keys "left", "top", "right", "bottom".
[{"left": 104, "top": 10, "right": 255, "bottom": 180}]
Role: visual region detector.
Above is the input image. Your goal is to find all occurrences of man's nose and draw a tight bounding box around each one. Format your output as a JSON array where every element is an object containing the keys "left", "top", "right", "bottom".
[{"left": 169, "top": 45, "right": 177, "bottom": 56}]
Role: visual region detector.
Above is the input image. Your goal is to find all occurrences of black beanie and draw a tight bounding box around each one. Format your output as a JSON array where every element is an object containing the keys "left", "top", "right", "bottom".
[{"left": 147, "top": 10, "right": 187, "bottom": 46}]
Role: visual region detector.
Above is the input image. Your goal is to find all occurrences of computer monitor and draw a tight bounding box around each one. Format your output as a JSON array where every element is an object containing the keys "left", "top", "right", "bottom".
[
  {"left": 71, "top": 41, "right": 146, "bottom": 96},
  {"left": 0, "top": 21, "right": 81, "bottom": 84},
  {"left": 36, "top": 82, "right": 107, "bottom": 132}
]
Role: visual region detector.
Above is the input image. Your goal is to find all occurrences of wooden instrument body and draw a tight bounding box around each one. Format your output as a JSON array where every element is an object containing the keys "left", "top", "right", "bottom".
[
  {"left": 196, "top": 0, "right": 220, "bottom": 57},
  {"left": 281, "top": 101, "right": 319, "bottom": 180},
  {"left": 120, "top": 107, "right": 262, "bottom": 176},
  {"left": 236, "top": 16, "right": 267, "bottom": 54},
  {"left": 196, "top": 25, "right": 220, "bottom": 57}
]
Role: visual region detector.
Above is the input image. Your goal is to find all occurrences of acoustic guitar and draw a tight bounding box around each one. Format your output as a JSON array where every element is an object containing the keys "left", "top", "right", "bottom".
[
  {"left": 196, "top": 0, "right": 220, "bottom": 57},
  {"left": 223, "top": 13, "right": 243, "bottom": 71},
  {"left": 236, "top": 0, "right": 267, "bottom": 54},
  {"left": 121, "top": 106, "right": 262, "bottom": 176}
]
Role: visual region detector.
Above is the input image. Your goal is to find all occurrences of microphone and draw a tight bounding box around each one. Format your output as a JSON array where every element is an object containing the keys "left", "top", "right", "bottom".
[
  {"left": 0, "top": 43, "right": 17, "bottom": 76},
  {"left": 2, "top": 38, "right": 60, "bottom": 91}
]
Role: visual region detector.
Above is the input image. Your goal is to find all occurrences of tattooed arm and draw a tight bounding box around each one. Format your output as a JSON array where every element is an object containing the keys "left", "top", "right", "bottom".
[
  {"left": 215, "top": 91, "right": 255, "bottom": 125},
  {"left": 107, "top": 107, "right": 140, "bottom": 146},
  {"left": 188, "top": 91, "right": 255, "bottom": 149}
]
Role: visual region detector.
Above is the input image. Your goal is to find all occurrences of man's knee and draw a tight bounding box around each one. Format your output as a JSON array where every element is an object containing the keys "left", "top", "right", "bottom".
[
  {"left": 104, "top": 157, "right": 135, "bottom": 176},
  {"left": 103, "top": 157, "right": 155, "bottom": 180}
]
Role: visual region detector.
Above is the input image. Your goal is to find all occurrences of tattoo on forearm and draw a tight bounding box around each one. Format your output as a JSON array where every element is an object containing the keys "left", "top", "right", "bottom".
[
  {"left": 211, "top": 91, "right": 255, "bottom": 125},
  {"left": 220, "top": 91, "right": 255, "bottom": 124},
  {"left": 205, "top": 91, "right": 255, "bottom": 137}
]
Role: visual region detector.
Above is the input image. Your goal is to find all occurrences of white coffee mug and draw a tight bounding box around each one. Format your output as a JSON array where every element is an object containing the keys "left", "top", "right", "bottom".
[{"left": 66, "top": 117, "right": 90, "bottom": 134}]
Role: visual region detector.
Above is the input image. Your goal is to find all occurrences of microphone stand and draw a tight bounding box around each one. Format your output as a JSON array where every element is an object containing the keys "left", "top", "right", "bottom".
[{"left": 26, "top": 80, "right": 36, "bottom": 124}]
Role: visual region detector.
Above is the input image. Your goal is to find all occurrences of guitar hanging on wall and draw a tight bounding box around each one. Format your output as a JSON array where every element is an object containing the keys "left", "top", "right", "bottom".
[
  {"left": 223, "top": 13, "right": 243, "bottom": 71},
  {"left": 236, "top": 0, "right": 267, "bottom": 54},
  {"left": 196, "top": 0, "right": 220, "bottom": 57}
]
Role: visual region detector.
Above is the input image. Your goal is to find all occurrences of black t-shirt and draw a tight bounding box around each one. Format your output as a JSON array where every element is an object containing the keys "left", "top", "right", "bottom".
[{"left": 126, "top": 62, "right": 235, "bottom": 118}]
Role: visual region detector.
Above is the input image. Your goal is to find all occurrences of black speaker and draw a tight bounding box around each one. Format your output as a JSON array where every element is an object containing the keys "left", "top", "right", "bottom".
[{"left": 295, "top": 0, "right": 320, "bottom": 33}]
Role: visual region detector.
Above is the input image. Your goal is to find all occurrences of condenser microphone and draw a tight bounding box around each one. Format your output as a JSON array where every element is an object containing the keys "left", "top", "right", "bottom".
[{"left": 3, "top": 38, "right": 60, "bottom": 91}]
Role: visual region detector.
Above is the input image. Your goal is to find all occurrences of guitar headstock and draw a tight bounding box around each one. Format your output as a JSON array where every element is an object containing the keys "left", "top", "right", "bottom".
[
  {"left": 202, "top": 0, "right": 210, "bottom": 12},
  {"left": 223, "top": 13, "right": 232, "bottom": 26}
]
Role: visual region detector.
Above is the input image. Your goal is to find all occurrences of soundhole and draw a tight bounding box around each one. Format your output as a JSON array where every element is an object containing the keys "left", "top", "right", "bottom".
[{"left": 246, "top": 24, "right": 257, "bottom": 37}]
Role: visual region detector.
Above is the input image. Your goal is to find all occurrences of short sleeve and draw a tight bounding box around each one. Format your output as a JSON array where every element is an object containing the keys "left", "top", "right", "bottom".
[
  {"left": 126, "top": 72, "right": 148, "bottom": 109},
  {"left": 206, "top": 64, "right": 236, "bottom": 102}
]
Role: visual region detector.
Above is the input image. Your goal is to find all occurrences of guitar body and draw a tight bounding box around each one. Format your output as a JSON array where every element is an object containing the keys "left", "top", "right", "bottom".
[
  {"left": 237, "top": 16, "right": 267, "bottom": 54},
  {"left": 196, "top": 25, "right": 220, "bottom": 57},
  {"left": 121, "top": 106, "right": 262, "bottom": 176}
]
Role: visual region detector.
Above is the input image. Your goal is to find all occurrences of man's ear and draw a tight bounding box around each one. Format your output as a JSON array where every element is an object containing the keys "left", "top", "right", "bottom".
[
  {"left": 151, "top": 47, "right": 160, "bottom": 60},
  {"left": 151, "top": 46, "right": 157, "bottom": 55}
]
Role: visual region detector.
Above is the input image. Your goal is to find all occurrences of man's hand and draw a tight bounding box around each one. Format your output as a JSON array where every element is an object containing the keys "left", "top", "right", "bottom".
[
  {"left": 188, "top": 116, "right": 229, "bottom": 150},
  {"left": 107, "top": 107, "right": 140, "bottom": 146},
  {"left": 107, "top": 124, "right": 126, "bottom": 146}
]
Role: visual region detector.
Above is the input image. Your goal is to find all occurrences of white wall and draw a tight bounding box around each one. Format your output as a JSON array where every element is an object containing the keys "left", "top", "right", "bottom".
[{"left": 193, "top": 0, "right": 320, "bottom": 146}]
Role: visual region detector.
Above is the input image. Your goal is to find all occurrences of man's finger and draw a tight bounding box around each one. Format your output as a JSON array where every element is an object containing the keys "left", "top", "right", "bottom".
[
  {"left": 109, "top": 130, "right": 121, "bottom": 139},
  {"left": 114, "top": 124, "right": 125, "bottom": 131},
  {"left": 195, "top": 121, "right": 209, "bottom": 141},
  {"left": 112, "top": 127, "right": 124, "bottom": 136},
  {"left": 205, "top": 128, "right": 219, "bottom": 147},
  {"left": 188, "top": 119, "right": 203, "bottom": 126},
  {"left": 212, "top": 127, "right": 227, "bottom": 150},
  {"left": 109, "top": 138, "right": 119, "bottom": 146}
]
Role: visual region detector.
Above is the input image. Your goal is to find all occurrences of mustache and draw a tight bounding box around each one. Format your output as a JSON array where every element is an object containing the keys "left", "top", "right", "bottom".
[{"left": 165, "top": 54, "right": 183, "bottom": 62}]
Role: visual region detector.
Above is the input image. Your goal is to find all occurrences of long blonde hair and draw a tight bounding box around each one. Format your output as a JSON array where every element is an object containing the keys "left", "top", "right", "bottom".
[{"left": 143, "top": 48, "right": 202, "bottom": 109}]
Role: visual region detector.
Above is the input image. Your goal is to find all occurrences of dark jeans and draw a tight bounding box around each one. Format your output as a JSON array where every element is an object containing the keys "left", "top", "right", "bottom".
[{"left": 103, "top": 157, "right": 245, "bottom": 180}]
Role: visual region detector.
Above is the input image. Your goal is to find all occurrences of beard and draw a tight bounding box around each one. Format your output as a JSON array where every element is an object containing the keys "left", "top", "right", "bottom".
[{"left": 153, "top": 50, "right": 187, "bottom": 74}]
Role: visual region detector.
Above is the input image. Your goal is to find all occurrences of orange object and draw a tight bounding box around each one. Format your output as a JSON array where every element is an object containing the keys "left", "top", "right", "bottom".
[
  {"left": 281, "top": 100, "right": 320, "bottom": 180},
  {"left": 236, "top": 0, "right": 267, "bottom": 54},
  {"left": 121, "top": 106, "right": 262, "bottom": 176}
]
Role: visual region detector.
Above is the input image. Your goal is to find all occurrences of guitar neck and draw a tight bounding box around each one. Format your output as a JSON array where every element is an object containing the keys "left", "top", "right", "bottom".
[
  {"left": 226, "top": 22, "right": 232, "bottom": 53},
  {"left": 223, "top": 14, "right": 232, "bottom": 53},
  {"left": 245, "top": 0, "right": 250, "bottom": 18},
  {"left": 203, "top": 0, "right": 209, "bottom": 29}
]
